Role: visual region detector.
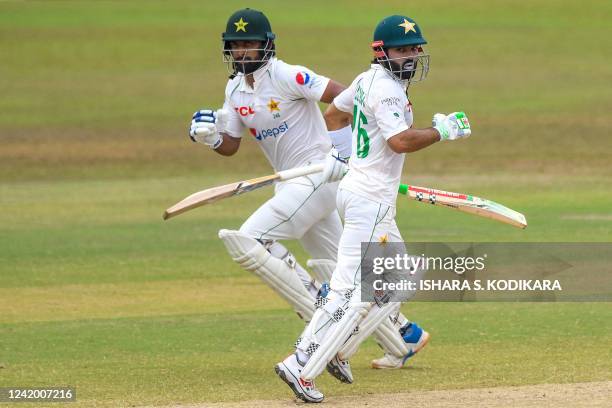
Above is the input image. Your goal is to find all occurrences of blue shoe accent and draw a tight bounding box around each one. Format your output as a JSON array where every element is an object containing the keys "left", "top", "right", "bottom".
[
  {"left": 400, "top": 322, "right": 423, "bottom": 344},
  {"left": 318, "top": 282, "right": 330, "bottom": 298},
  {"left": 401, "top": 349, "right": 416, "bottom": 365}
]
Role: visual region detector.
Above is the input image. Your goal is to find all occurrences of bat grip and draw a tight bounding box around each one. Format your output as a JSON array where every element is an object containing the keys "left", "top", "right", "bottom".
[
  {"left": 398, "top": 184, "right": 409, "bottom": 195},
  {"left": 277, "top": 163, "right": 325, "bottom": 181}
]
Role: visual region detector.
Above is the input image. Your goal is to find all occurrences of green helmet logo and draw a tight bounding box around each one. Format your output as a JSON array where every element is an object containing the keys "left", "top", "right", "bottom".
[
  {"left": 234, "top": 17, "right": 248, "bottom": 33},
  {"left": 398, "top": 18, "right": 417, "bottom": 34}
]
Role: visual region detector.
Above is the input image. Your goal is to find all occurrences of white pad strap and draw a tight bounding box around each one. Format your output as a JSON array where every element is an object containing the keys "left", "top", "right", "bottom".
[
  {"left": 218, "top": 229, "right": 315, "bottom": 321},
  {"left": 269, "top": 242, "right": 317, "bottom": 296},
  {"left": 308, "top": 259, "right": 412, "bottom": 359},
  {"left": 306, "top": 259, "right": 335, "bottom": 283},
  {"left": 295, "top": 289, "right": 348, "bottom": 353},
  {"left": 301, "top": 297, "right": 371, "bottom": 381},
  {"left": 338, "top": 302, "right": 406, "bottom": 360}
]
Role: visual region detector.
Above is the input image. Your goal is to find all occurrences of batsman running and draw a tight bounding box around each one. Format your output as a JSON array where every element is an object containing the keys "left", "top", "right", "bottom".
[
  {"left": 189, "top": 8, "right": 429, "bottom": 373},
  {"left": 275, "top": 15, "right": 472, "bottom": 402}
]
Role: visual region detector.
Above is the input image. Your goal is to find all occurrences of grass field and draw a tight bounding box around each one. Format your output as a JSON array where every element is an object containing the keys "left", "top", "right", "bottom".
[{"left": 1, "top": 0, "right": 611, "bottom": 406}]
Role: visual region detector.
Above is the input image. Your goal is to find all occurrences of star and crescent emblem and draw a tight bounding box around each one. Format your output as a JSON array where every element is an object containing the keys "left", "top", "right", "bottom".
[
  {"left": 398, "top": 18, "right": 416, "bottom": 34},
  {"left": 234, "top": 17, "right": 248, "bottom": 32},
  {"left": 267, "top": 98, "right": 280, "bottom": 112}
]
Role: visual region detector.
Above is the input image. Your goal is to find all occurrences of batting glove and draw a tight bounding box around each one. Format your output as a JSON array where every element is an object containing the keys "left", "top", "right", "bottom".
[
  {"left": 433, "top": 111, "right": 471, "bottom": 141},
  {"left": 321, "top": 148, "right": 349, "bottom": 184},
  {"left": 189, "top": 109, "right": 228, "bottom": 149}
]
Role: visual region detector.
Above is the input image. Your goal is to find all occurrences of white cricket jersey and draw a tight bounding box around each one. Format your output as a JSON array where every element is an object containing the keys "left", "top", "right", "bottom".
[
  {"left": 220, "top": 57, "right": 332, "bottom": 171},
  {"left": 333, "top": 65, "right": 414, "bottom": 207}
]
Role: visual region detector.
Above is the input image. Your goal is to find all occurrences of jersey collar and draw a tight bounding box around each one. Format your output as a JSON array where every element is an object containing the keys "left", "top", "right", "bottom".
[
  {"left": 238, "top": 58, "right": 276, "bottom": 93},
  {"left": 370, "top": 63, "right": 410, "bottom": 89}
]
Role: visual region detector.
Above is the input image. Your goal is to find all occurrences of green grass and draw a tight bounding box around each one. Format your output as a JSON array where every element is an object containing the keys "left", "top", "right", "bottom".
[
  {"left": 2, "top": 305, "right": 611, "bottom": 406},
  {"left": 1, "top": 0, "right": 611, "bottom": 406}
]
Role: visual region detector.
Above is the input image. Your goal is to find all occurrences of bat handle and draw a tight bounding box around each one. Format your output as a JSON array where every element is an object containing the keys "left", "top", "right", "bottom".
[
  {"left": 277, "top": 163, "right": 325, "bottom": 181},
  {"left": 398, "top": 184, "right": 409, "bottom": 195}
]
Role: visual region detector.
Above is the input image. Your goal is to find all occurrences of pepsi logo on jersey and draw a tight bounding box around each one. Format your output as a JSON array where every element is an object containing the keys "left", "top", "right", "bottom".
[
  {"left": 248, "top": 121, "right": 290, "bottom": 141},
  {"left": 295, "top": 71, "right": 310, "bottom": 85},
  {"left": 235, "top": 106, "right": 255, "bottom": 116}
]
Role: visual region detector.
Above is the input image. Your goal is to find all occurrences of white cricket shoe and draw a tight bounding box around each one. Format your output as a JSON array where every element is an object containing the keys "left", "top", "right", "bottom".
[
  {"left": 275, "top": 353, "right": 324, "bottom": 403},
  {"left": 326, "top": 354, "right": 353, "bottom": 384},
  {"left": 372, "top": 322, "right": 430, "bottom": 369}
]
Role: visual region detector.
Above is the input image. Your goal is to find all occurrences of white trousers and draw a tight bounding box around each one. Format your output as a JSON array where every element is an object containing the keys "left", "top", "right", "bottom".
[
  {"left": 240, "top": 172, "right": 342, "bottom": 260},
  {"left": 331, "top": 188, "right": 404, "bottom": 292}
]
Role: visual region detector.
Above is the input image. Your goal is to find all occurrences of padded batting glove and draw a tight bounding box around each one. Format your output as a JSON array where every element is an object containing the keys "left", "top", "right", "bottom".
[
  {"left": 189, "top": 109, "right": 229, "bottom": 149},
  {"left": 433, "top": 111, "right": 471, "bottom": 141},
  {"left": 321, "top": 148, "right": 349, "bottom": 184}
]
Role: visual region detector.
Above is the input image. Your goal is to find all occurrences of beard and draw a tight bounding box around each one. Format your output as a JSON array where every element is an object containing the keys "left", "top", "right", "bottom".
[
  {"left": 233, "top": 55, "right": 266, "bottom": 75},
  {"left": 388, "top": 58, "right": 417, "bottom": 80}
]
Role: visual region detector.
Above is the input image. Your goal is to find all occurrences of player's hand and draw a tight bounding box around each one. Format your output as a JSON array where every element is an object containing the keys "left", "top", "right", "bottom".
[
  {"left": 433, "top": 111, "right": 471, "bottom": 141},
  {"left": 321, "top": 149, "right": 348, "bottom": 183},
  {"left": 189, "top": 109, "right": 228, "bottom": 149}
]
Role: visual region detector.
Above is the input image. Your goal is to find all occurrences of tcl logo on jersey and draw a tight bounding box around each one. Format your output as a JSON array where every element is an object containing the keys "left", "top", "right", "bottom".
[
  {"left": 249, "top": 121, "right": 290, "bottom": 141},
  {"left": 295, "top": 71, "right": 310, "bottom": 85},
  {"left": 235, "top": 106, "right": 255, "bottom": 116}
]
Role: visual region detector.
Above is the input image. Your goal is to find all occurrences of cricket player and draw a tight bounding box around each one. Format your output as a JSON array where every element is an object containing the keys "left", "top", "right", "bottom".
[
  {"left": 275, "top": 15, "right": 472, "bottom": 402},
  {"left": 189, "top": 8, "right": 428, "bottom": 376}
]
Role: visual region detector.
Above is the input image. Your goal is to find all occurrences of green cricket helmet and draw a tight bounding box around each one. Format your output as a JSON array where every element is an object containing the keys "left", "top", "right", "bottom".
[
  {"left": 222, "top": 8, "right": 276, "bottom": 75},
  {"left": 371, "top": 15, "right": 430, "bottom": 84}
]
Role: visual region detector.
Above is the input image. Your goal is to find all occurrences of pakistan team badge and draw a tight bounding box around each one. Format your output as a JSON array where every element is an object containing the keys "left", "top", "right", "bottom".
[
  {"left": 234, "top": 17, "right": 248, "bottom": 32},
  {"left": 267, "top": 98, "right": 281, "bottom": 118},
  {"left": 398, "top": 18, "right": 416, "bottom": 34}
]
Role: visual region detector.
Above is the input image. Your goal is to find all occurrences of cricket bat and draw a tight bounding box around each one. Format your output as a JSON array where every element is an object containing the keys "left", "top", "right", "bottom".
[
  {"left": 163, "top": 163, "right": 324, "bottom": 220},
  {"left": 399, "top": 184, "right": 527, "bottom": 229}
]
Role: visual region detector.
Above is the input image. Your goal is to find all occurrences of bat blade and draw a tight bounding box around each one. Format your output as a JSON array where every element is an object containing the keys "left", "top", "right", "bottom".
[
  {"left": 163, "top": 175, "right": 278, "bottom": 220},
  {"left": 401, "top": 185, "right": 527, "bottom": 229},
  {"left": 163, "top": 163, "right": 325, "bottom": 220}
]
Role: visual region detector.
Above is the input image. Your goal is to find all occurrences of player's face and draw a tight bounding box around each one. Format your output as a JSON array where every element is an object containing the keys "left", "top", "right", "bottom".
[
  {"left": 387, "top": 45, "right": 421, "bottom": 80},
  {"left": 229, "top": 40, "right": 266, "bottom": 74},
  {"left": 229, "top": 40, "right": 263, "bottom": 60}
]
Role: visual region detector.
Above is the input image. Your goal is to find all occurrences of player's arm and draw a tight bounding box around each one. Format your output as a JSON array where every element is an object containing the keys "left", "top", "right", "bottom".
[
  {"left": 323, "top": 102, "right": 352, "bottom": 130},
  {"left": 320, "top": 89, "right": 355, "bottom": 184},
  {"left": 387, "top": 112, "right": 472, "bottom": 153},
  {"left": 320, "top": 80, "right": 346, "bottom": 104},
  {"left": 212, "top": 132, "right": 241, "bottom": 156},
  {"left": 323, "top": 84, "right": 355, "bottom": 159},
  {"left": 386, "top": 127, "right": 440, "bottom": 153},
  {"left": 323, "top": 86, "right": 353, "bottom": 159}
]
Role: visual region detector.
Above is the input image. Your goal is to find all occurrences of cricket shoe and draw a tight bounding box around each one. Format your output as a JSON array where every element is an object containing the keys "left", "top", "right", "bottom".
[
  {"left": 371, "top": 322, "right": 430, "bottom": 369},
  {"left": 326, "top": 354, "right": 353, "bottom": 384},
  {"left": 275, "top": 353, "right": 324, "bottom": 403}
]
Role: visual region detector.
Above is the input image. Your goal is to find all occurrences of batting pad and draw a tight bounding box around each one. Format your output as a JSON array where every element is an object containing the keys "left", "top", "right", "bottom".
[
  {"left": 218, "top": 229, "right": 315, "bottom": 321},
  {"left": 308, "top": 259, "right": 412, "bottom": 359},
  {"left": 300, "top": 295, "right": 371, "bottom": 380},
  {"left": 339, "top": 302, "right": 408, "bottom": 360},
  {"left": 306, "top": 259, "right": 335, "bottom": 283}
]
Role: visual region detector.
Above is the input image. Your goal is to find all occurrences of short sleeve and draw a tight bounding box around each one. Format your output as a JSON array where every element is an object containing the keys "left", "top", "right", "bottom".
[
  {"left": 219, "top": 84, "right": 245, "bottom": 138},
  {"left": 274, "top": 61, "right": 331, "bottom": 101},
  {"left": 333, "top": 86, "right": 355, "bottom": 113},
  {"left": 371, "top": 84, "right": 409, "bottom": 140}
]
